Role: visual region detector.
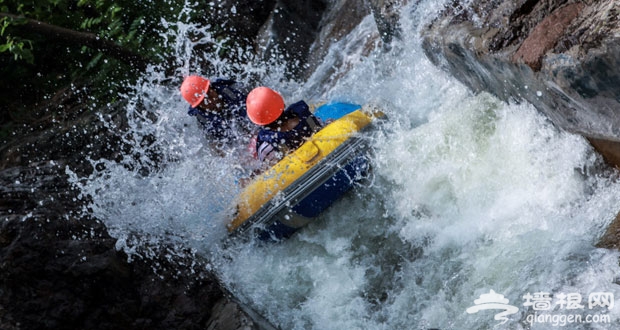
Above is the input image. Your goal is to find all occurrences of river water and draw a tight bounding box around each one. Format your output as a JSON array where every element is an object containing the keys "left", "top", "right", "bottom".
[{"left": 72, "top": 0, "right": 620, "bottom": 329}]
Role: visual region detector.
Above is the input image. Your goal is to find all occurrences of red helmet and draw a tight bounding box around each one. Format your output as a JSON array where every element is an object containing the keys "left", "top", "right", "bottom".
[
  {"left": 180, "top": 75, "right": 210, "bottom": 107},
  {"left": 246, "top": 87, "right": 285, "bottom": 125}
]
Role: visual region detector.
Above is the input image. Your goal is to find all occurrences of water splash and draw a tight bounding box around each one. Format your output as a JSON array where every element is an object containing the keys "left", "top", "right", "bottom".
[{"left": 69, "top": 1, "right": 292, "bottom": 256}]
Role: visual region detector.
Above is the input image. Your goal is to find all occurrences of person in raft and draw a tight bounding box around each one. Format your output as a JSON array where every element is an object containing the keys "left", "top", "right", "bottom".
[
  {"left": 180, "top": 75, "right": 255, "bottom": 152},
  {"left": 246, "top": 86, "right": 323, "bottom": 165}
]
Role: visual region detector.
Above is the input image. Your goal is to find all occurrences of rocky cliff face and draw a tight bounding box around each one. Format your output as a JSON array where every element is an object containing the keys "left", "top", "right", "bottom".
[
  {"left": 0, "top": 217, "right": 234, "bottom": 330},
  {"left": 419, "top": 0, "right": 620, "bottom": 248},
  {"left": 252, "top": 0, "right": 403, "bottom": 79},
  {"left": 421, "top": 0, "right": 620, "bottom": 162}
]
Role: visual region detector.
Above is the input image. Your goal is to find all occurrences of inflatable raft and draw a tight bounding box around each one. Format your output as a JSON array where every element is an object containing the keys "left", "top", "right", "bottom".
[{"left": 227, "top": 103, "right": 384, "bottom": 241}]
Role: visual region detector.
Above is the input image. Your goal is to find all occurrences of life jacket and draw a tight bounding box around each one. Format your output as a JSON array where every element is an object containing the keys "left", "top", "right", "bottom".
[
  {"left": 187, "top": 79, "right": 252, "bottom": 144},
  {"left": 256, "top": 100, "right": 322, "bottom": 161}
]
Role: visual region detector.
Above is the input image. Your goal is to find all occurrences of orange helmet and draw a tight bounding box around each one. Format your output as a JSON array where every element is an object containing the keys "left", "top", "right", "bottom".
[
  {"left": 246, "top": 87, "right": 285, "bottom": 125},
  {"left": 180, "top": 75, "right": 210, "bottom": 108}
]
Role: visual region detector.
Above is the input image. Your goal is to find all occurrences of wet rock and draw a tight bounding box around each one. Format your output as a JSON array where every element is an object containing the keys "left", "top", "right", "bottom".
[
  {"left": 0, "top": 86, "right": 129, "bottom": 177},
  {"left": 586, "top": 138, "right": 620, "bottom": 172},
  {"left": 0, "top": 217, "right": 226, "bottom": 330},
  {"left": 213, "top": 0, "right": 277, "bottom": 45},
  {"left": 206, "top": 298, "right": 258, "bottom": 330},
  {"left": 422, "top": 0, "right": 620, "bottom": 157},
  {"left": 307, "top": 0, "right": 370, "bottom": 69},
  {"left": 596, "top": 211, "right": 620, "bottom": 250},
  {"left": 254, "top": 0, "right": 409, "bottom": 79},
  {"left": 367, "top": 0, "right": 406, "bottom": 46},
  {"left": 512, "top": 3, "right": 585, "bottom": 71},
  {"left": 0, "top": 166, "right": 258, "bottom": 330},
  {"left": 255, "top": 0, "right": 329, "bottom": 77}
]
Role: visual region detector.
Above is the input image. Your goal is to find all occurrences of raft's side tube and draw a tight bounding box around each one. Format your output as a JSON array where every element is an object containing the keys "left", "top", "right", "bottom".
[
  {"left": 314, "top": 102, "right": 363, "bottom": 121},
  {"left": 228, "top": 109, "right": 375, "bottom": 232}
]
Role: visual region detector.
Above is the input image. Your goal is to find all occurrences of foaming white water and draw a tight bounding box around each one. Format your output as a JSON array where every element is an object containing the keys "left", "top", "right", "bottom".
[
  {"left": 215, "top": 1, "right": 620, "bottom": 329},
  {"left": 371, "top": 95, "right": 620, "bottom": 329},
  {"left": 71, "top": 0, "right": 620, "bottom": 328},
  {"left": 218, "top": 93, "right": 620, "bottom": 329}
]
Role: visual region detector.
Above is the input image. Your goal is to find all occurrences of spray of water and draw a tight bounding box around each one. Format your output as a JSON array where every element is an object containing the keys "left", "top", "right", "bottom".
[
  {"left": 69, "top": 2, "right": 281, "bottom": 257},
  {"left": 70, "top": 0, "right": 620, "bottom": 329}
]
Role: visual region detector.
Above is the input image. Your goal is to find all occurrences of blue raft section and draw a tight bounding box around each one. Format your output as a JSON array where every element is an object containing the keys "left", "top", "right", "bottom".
[
  {"left": 257, "top": 102, "right": 372, "bottom": 241},
  {"left": 314, "top": 102, "right": 363, "bottom": 121}
]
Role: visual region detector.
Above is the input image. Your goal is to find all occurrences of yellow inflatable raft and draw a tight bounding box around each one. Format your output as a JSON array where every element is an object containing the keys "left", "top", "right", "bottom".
[{"left": 228, "top": 103, "right": 383, "bottom": 240}]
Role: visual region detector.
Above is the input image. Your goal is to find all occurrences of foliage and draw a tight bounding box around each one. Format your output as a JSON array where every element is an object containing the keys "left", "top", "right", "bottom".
[
  {"left": 0, "top": 0, "right": 211, "bottom": 143},
  {"left": 0, "top": 16, "right": 33, "bottom": 63},
  {"left": 0, "top": 0, "right": 192, "bottom": 112},
  {"left": 0, "top": 0, "right": 267, "bottom": 144}
]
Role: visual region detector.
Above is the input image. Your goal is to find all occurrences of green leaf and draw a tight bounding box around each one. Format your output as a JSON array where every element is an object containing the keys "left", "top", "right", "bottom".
[
  {"left": 86, "top": 52, "right": 102, "bottom": 70},
  {"left": 0, "top": 17, "right": 8, "bottom": 36}
]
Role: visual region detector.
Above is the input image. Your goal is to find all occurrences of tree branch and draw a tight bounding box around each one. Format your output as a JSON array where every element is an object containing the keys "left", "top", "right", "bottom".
[{"left": 0, "top": 12, "right": 149, "bottom": 69}]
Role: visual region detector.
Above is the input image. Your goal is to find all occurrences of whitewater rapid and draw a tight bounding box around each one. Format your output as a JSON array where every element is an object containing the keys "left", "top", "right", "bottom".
[{"left": 72, "top": 0, "right": 620, "bottom": 329}]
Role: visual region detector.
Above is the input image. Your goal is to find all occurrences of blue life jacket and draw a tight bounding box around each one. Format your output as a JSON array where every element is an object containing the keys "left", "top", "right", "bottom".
[
  {"left": 187, "top": 79, "right": 252, "bottom": 144},
  {"left": 256, "top": 101, "right": 322, "bottom": 161}
]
